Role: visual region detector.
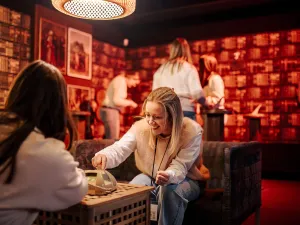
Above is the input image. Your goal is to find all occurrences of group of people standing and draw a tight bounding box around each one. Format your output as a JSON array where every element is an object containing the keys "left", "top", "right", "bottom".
[
  {"left": 101, "top": 37, "right": 225, "bottom": 139},
  {"left": 0, "top": 37, "right": 224, "bottom": 225}
]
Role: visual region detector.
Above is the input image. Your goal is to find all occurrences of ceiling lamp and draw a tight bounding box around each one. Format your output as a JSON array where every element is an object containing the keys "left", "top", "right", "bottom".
[{"left": 51, "top": 0, "right": 136, "bottom": 20}]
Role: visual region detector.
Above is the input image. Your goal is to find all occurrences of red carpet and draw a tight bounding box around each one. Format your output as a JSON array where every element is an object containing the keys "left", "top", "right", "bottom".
[{"left": 243, "top": 179, "right": 300, "bottom": 225}]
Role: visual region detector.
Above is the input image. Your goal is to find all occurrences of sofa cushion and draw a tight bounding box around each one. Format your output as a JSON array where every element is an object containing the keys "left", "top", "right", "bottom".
[{"left": 203, "top": 141, "right": 245, "bottom": 189}]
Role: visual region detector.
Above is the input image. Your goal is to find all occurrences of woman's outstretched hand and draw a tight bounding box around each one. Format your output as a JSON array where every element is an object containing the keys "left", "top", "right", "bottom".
[{"left": 92, "top": 154, "right": 107, "bottom": 170}]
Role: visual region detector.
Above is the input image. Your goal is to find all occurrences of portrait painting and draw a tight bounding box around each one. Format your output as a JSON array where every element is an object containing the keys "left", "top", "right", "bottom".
[
  {"left": 39, "top": 18, "right": 67, "bottom": 73},
  {"left": 67, "top": 84, "right": 92, "bottom": 111},
  {"left": 67, "top": 28, "right": 92, "bottom": 80}
]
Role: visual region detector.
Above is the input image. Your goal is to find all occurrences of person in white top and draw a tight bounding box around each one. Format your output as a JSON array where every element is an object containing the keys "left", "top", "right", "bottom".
[
  {"left": 0, "top": 60, "right": 88, "bottom": 225},
  {"left": 100, "top": 71, "right": 140, "bottom": 139},
  {"left": 199, "top": 55, "right": 225, "bottom": 109},
  {"left": 153, "top": 38, "right": 207, "bottom": 121},
  {"left": 92, "top": 87, "right": 210, "bottom": 225}
]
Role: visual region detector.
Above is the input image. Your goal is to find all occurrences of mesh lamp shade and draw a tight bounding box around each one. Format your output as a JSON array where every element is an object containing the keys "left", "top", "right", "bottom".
[{"left": 51, "top": 0, "right": 136, "bottom": 20}]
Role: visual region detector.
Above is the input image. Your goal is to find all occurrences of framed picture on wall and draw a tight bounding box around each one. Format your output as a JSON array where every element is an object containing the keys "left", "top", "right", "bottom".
[
  {"left": 39, "top": 18, "right": 67, "bottom": 74},
  {"left": 67, "top": 84, "right": 92, "bottom": 111},
  {"left": 67, "top": 28, "right": 92, "bottom": 80}
]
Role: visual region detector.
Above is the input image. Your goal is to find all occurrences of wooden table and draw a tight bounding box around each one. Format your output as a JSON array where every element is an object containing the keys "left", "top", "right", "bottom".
[{"left": 34, "top": 183, "right": 154, "bottom": 225}]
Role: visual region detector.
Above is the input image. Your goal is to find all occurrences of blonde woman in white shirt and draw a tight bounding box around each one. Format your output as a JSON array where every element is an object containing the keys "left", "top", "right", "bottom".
[
  {"left": 199, "top": 55, "right": 225, "bottom": 109},
  {"left": 0, "top": 60, "right": 88, "bottom": 225},
  {"left": 153, "top": 38, "right": 206, "bottom": 121}
]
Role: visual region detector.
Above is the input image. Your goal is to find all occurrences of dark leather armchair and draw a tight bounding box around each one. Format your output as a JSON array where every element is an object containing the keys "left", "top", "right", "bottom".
[{"left": 74, "top": 140, "right": 261, "bottom": 225}]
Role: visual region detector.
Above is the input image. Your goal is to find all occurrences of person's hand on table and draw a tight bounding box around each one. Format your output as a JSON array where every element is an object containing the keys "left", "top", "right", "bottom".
[{"left": 92, "top": 154, "right": 107, "bottom": 170}]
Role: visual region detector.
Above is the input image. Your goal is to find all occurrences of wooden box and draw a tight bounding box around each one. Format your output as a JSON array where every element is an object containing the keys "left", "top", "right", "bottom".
[{"left": 33, "top": 183, "right": 153, "bottom": 225}]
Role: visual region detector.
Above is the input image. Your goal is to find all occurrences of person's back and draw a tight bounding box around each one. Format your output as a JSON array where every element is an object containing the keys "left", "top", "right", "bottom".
[
  {"left": 153, "top": 61, "right": 204, "bottom": 113},
  {"left": 199, "top": 55, "right": 225, "bottom": 109},
  {"left": 0, "top": 60, "right": 88, "bottom": 225},
  {"left": 152, "top": 38, "right": 205, "bottom": 120},
  {"left": 100, "top": 72, "right": 139, "bottom": 139},
  {"left": 102, "top": 75, "right": 127, "bottom": 110},
  {"left": 0, "top": 118, "right": 87, "bottom": 225}
]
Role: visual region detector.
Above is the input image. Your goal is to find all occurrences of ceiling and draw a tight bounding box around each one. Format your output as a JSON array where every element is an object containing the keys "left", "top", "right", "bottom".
[
  {"left": 91, "top": 0, "right": 299, "bottom": 47},
  {"left": 4, "top": 0, "right": 300, "bottom": 47}
]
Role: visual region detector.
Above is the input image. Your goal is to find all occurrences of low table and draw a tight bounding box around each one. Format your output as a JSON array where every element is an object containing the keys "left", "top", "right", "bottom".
[{"left": 33, "top": 183, "right": 154, "bottom": 225}]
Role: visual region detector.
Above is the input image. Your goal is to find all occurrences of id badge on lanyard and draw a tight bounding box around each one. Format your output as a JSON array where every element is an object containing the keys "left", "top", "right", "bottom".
[{"left": 150, "top": 203, "right": 158, "bottom": 221}]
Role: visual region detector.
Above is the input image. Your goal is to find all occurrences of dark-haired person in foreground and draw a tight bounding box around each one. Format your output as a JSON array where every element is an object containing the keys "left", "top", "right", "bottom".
[{"left": 0, "top": 60, "right": 88, "bottom": 225}]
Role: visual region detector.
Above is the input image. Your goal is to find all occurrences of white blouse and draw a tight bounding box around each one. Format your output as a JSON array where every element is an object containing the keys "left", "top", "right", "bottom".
[
  {"left": 0, "top": 127, "right": 88, "bottom": 225},
  {"left": 203, "top": 74, "right": 225, "bottom": 109},
  {"left": 153, "top": 61, "right": 205, "bottom": 112}
]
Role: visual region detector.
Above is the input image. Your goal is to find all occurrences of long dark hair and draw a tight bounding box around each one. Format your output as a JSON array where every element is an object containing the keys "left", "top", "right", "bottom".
[{"left": 0, "top": 60, "right": 77, "bottom": 184}]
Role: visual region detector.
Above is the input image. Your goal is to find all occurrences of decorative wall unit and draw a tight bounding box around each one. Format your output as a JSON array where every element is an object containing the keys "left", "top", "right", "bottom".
[
  {"left": 125, "top": 29, "right": 300, "bottom": 143},
  {"left": 0, "top": 5, "right": 31, "bottom": 108}
]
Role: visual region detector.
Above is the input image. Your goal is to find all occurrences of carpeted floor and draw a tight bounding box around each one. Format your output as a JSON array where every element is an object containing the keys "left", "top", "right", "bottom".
[{"left": 242, "top": 179, "right": 300, "bottom": 225}]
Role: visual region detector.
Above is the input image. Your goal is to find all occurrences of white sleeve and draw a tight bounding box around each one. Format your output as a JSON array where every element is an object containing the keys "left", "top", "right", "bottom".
[
  {"left": 187, "top": 67, "right": 206, "bottom": 105},
  {"left": 208, "top": 75, "right": 225, "bottom": 105},
  {"left": 25, "top": 139, "right": 88, "bottom": 211},
  {"left": 112, "top": 76, "right": 133, "bottom": 107},
  {"left": 95, "top": 129, "right": 136, "bottom": 168},
  {"left": 165, "top": 132, "right": 202, "bottom": 184}
]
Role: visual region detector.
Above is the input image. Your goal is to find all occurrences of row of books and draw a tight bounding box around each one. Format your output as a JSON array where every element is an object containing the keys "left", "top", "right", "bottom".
[
  {"left": 92, "top": 55, "right": 126, "bottom": 69},
  {"left": 0, "top": 56, "right": 29, "bottom": 74},
  {"left": 0, "top": 6, "right": 30, "bottom": 29},
  {"left": 225, "top": 113, "right": 300, "bottom": 127},
  {"left": 0, "top": 40, "right": 30, "bottom": 59},
  {"left": 0, "top": 23, "right": 31, "bottom": 45},
  {"left": 224, "top": 100, "right": 298, "bottom": 113},
  {"left": 126, "top": 30, "right": 300, "bottom": 58},
  {"left": 93, "top": 40, "right": 125, "bottom": 59},
  {"left": 224, "top": 127, "right": 300, "bottom": 142}
]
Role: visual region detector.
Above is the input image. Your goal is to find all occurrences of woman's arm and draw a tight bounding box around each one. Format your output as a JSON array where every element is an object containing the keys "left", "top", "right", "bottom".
[
  {"left": 94, "top": 127, "right": 137, "bottom": 169},
  {"left": 187, "top": 66, "right": 206, "bottom": 105},
  {"left": 164, "top": 132, "right": 202, "bottom": 184}
]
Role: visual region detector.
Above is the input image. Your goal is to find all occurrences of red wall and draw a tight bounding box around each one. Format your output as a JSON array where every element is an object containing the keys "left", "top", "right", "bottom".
[{"left": 125, "top": 30, "right": 300, "bottom": 143}]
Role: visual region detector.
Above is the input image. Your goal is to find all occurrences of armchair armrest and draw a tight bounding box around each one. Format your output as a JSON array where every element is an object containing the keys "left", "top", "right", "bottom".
[{"left": 224, "top": 141, "right": 262, "bottom": 224}]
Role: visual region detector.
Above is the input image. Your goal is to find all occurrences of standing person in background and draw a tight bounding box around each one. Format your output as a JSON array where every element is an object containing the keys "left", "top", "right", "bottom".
[
  {"left": 0, "top": 60, "right": 88, "bottom": 225},
  {"left": 199, "top": 55, "right": 225, "bottom": 109},
  {"left": 152, "top": 38, "right": 207, "bottom": 121},
  {"left": 101, "top": 71, "right": 140, "bottom": 139}
]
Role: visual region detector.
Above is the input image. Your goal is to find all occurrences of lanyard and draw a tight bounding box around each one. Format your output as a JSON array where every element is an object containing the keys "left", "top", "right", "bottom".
[{"left": 151, "top": 136, "right": 171, "bottom": 185}]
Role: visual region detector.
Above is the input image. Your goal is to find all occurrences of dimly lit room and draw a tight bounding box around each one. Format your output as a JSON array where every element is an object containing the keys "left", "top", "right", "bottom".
[{"left": 0, "top": 0, "right": 299, "bottom": 225}]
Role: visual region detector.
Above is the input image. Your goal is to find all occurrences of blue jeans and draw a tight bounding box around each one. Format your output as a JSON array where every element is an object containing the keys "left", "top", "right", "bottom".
[
  {"left": 130, "top": 173, "right": 201, "bottom": 225},
  {"left": 183, "top": 111, "right": 196, "bottom": 121},
  {"left": 100, "top": 107, "right": 120, "bottom": 139}
]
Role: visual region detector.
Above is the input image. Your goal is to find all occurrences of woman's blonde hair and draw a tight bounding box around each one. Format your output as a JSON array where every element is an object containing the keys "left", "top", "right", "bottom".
[
  {"left": 142, "top": 87, "right": 183, "bottom": 154},
  {"left": 199, "top": 54, "right": 218, "bottom": 86},
  {"left": 163, "top": 38, "right": 193, "bottom": 74}
]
